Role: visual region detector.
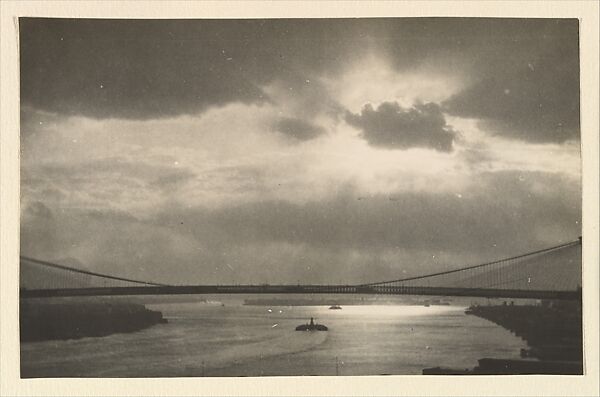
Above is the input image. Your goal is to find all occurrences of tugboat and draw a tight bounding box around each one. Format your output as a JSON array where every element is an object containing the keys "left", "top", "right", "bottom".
[
  {"left": 295, "top": 317, "right": 328, "bottom": 331},
  {"left": 329, "top": 305, "right": 342, "bottom": 310}
]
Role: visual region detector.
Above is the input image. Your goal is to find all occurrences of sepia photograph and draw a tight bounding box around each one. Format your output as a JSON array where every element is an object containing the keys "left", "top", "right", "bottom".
[{"left": 2, "top": 6, "right": 595, "bottom": 392}]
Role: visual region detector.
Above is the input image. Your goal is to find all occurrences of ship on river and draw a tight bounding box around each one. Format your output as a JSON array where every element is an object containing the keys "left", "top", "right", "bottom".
[{"left": 295, "top": 317, "right": 328, "bottom": 331}]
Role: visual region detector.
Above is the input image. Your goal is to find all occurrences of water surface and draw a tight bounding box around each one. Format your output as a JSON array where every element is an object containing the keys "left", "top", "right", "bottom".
[{"left": 21, "top": 302, "right": 527, "bottom": 377}]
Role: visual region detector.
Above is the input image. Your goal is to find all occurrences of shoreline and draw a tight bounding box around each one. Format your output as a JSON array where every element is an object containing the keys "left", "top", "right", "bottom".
[
  {"left": 20, "top": 299, "right": 168, "bottom": 343},
  {"left": 423, "top": 300, "right": 583, "bottom": 375}
]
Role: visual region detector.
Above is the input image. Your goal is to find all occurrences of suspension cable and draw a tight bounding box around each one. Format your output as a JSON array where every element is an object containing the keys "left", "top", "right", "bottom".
[
  {"left": 359, "top": 239, "right": 581, "bottom": 287},
  {"left": 20, "top": 256, "right": 169, "bottom": 287}
]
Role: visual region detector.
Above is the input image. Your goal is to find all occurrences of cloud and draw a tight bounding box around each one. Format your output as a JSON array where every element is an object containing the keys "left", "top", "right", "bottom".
[
  {"left": 20, "top": 103, "right": 581, "bottom": 219},
  {"left": 21, "top": 157, "right": 201, "bottom": 216},
  {"left": 19, "top": 18, "right": 368, "bottom": 120},
  {"left": 20, "top": 19, "right": 264, "bottom": 120},
  {"left": 20, "top": 18, "right": 579, "bottom": 132},
  {"left": 20, "top": 169, "right": 581, "bottom": 284},
  {"left": 273, "top": 117, "right": 326, "bottom": 141},
  {"left": 346, "top": 102, "right": 457, "bottom": 151},
  {"left": 163, "top": 170, "right": 579, "bottom": 253},
  {"left": 149, "top": 169, "right": 196, "bottom": 193},
  {"left": 21, "top": 204, "right": 200, "bottom": 283},
  {"left": 442, "top": 20, "right": 579, "bottom": 143}
]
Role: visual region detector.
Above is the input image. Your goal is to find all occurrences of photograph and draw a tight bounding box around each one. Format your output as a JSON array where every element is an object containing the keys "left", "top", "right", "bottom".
[{"left": 16, "top": 16, "right": 585, "bottom": 379}]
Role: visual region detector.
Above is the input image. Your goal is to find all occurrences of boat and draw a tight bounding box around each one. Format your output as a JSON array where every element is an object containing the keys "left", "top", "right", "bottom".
[
  {"left": 329, "top": 305, "right": 342, "bottom": 310},
  {"left": 295, "top": 317, "right": 328, "bottom": 331}
]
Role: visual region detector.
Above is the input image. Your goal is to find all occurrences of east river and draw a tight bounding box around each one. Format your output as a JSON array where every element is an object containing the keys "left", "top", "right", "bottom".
[{"left": 21, "top": 298, "right": 527, "bottom": 377}]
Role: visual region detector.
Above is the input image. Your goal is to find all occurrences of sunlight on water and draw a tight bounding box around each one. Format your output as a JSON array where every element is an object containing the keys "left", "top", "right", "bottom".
[{"left": 329, "top": 304, "right": 462, "bottom": 317}]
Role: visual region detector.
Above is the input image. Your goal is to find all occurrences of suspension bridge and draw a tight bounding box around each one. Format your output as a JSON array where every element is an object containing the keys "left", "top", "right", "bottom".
[{"left": 19, "top": 238, "right": 582, "bottom": 300}]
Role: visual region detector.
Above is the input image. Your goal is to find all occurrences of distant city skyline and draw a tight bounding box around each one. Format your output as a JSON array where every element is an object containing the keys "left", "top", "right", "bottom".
[{"left": 20, "top": 18, "right": 581, "bottom": 285}]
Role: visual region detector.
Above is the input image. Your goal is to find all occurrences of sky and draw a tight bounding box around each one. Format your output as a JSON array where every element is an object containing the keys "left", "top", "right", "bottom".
[{"left": 19, "top": 18, "right": 581, "bottom": 285}]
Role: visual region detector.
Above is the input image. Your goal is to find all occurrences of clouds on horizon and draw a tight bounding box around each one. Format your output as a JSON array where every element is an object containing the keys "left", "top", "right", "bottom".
[{"left": 21, "top": 169, "right": 580, "bottom": 284}]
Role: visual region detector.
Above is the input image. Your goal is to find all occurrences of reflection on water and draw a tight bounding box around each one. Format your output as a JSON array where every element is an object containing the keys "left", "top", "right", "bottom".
[{"left": 21, "top": 302, "right": 527, "bottom": 377}]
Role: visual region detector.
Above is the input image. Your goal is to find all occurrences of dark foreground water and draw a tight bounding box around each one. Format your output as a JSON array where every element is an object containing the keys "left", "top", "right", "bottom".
[{"left": 21, "top": 301, "right": 527, "bottom": 377}]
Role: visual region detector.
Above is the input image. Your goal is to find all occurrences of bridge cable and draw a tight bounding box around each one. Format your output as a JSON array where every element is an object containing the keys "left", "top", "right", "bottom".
[
  {"left": 20, "top": 256, "right": 169, "bottom": 287},
  {"left": 359, "top": 239, "right": 580, "bottom": 287}
]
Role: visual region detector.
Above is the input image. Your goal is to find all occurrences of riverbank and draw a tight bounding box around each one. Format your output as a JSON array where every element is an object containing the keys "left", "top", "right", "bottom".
[
  {"left": 20, "top": 299, "right": 167, "bottom": 342},
  {"left": 423, "top": 300, "right": 583, "bottom": 374},
  {"left": 466, "top": 301, "right": 582, "bottom": 362}
]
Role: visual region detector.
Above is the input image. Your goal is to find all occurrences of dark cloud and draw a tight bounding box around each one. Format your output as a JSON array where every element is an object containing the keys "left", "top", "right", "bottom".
[
  {"left": 346, "top": 102, "right": 457, "bottom": 151},
  {"left": 174, "top": 171, "right": 579, "bottom": 253},
  {"left": 148, "top": 170, "right": 579, "bottom": 281},
  {"left": 20, "top": 18, "right": 579, "bottom": 125},
  {"left": 273, "top": 117, "right": 326, "bottom": 141},
  {"left": 19, "top": 18, "right": 368, "bottom": 120},
  {"left": 377, "top": 19, "right": 578, "bottom": 74},
  {"left": 442, "top": 20, "right": 579, "bottom": 143},
  {"left": 20, "top": 19, "right": 262, "bottom": 119}
]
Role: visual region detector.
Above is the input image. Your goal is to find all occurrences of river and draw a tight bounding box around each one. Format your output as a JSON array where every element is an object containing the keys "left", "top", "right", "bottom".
[{"left": 20, "top": 299, "right": 527, "bottom": 377}]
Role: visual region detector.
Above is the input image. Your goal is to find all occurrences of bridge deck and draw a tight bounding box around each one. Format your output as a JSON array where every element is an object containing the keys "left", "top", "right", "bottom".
[{"left": 20, "top": 285, "right": 581, "bottom": 300}]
